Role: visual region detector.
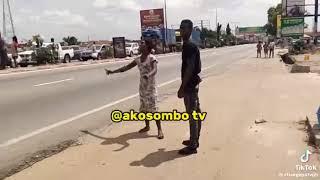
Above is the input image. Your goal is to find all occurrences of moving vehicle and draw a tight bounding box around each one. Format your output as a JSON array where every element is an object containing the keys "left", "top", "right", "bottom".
[{"left": 125, "top": 43, "right": 139, "bottom": 57}]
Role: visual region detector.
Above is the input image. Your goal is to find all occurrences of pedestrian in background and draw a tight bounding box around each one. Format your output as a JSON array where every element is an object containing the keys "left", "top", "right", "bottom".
[
  {"left": 178, "top": 19, "right": 202, "bottom": 155},
  {"left": 269, "top": 41, "right": 275, "bottom": 58},
  {"left": 11, "top": 36, "right": 19, "bottom": 68},
  {"left": 263, "top": 42, "right": 269, "bottom": 58},
  {"left": 105, "top": 39, "right": 164, "bottom": 139},
  {"left": 256, "top": 41, "right": 262, "bottom": 58}
]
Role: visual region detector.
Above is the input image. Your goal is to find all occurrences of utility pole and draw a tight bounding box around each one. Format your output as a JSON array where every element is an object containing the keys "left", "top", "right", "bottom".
[
  {"left": 201, "top": 20, "right": 204, "bottom": 31},
  {"left": 216, "top": 8, "right": 218, "bottom": 30},
  {"left": 2, "top": 0, "right": 6, "bottom": 37},
  {"left": 2, "top": 0, "right": 15, "bottom": 40},
  {"left": 7, "top": 0, "right": 15, "bottom": 36}
]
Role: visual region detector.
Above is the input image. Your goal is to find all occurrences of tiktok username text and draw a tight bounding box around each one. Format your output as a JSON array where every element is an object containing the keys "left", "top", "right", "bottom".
[{"left": 111, "top": 110, "right": 207, "bottom": 123}]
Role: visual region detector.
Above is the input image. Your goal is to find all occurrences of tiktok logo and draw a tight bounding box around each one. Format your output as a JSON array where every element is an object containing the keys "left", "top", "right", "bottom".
[{"left": 300, "top": 150, "right": 312, "bottom": 163}]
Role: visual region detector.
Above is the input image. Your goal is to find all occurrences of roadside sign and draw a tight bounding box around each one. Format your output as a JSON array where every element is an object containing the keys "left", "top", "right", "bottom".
[
  {"left": 238, "top": 27, "right": 266, "bottom": 35},
  {"left": 112, "top": 37, "right": 126, "bottom": 58},
  {"left": 277, "top": 15, "right": 282, "bottom": 38},
  {"left": 285, "top": 0, "right": 305, "bottom": 17},
  {"left": 281, "top": 17, "right": 304, "bottom": 37},
  {"left": 140, "top": 9, "right": 164, "bottom": 34}
]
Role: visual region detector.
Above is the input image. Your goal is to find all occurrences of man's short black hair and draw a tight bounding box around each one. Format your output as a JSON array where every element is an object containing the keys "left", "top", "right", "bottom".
[{"left": 181, "top": 19, "right": 193, "bottom": 29}]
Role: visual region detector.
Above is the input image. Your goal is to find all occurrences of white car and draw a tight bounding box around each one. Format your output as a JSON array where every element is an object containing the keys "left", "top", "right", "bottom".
[
  {"left": 43, "top": 43, "right": 74, "bottom": 63},
  {"left": 126, "top": 43, "right": 139, "bottom": 57},
  {"left": 18, "top": 50, "right": 34, "bottom": 67},
  {"left": 91, "top": 44, "right": 109, "bottom": 60}
]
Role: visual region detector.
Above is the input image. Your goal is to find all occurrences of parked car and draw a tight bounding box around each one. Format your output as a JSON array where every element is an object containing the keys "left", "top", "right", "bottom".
[
  {"left": 68, "top": 45, "right": 83, "bottom": 61},
  {"left": 7, "top": 53, "right": 22, "bottom": 67},
  {"left": 126, "top": 43, "right": 139, "bottom": 57},
  {"left": 43, "top": 42, "right": 74, "bottom": 63},
  {"left": 18, "top": 50, "right": 35, "bottom": 67},
  {"left": 81, "top": 48, "right": 93, "bottom": 61},
  {"left": 92, "top": 44, "right": 113, "bottom": 60}
]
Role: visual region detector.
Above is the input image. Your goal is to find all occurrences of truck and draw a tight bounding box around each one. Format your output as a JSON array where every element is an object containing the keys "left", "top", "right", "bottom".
[
  {"left": 174, "top": 28, "right": 202, "bottom": 50},
  {"left": 161, "top": 29, "right": 177, "bottom": 52},
  {"left": 43, "top": 42, "right": 74, "bottom": 63}
]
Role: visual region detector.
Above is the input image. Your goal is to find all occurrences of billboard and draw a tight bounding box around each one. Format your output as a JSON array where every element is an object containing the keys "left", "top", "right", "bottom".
[
  {"left": 283, "top": 0, "right": 305, "bottom": 17},
  {"left": 277, "top": 15, "right": 282, "bottom": 38},
  {"left": 281, "top": 17, "right": 304, "bottom": 37},
  {"left": 140, "top": 9, "right": 164, "bottom": 33},
  {"left": 238, "top": 27, "right": 266, "bottom": 34},
  {"left": 112, "top": 37, "right": 126, "bottom": 58}
]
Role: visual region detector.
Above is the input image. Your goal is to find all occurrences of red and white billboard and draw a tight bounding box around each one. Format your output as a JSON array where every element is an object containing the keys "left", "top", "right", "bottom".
[{"left": 140, "top": 8, "right": 164, "bottom": 32}]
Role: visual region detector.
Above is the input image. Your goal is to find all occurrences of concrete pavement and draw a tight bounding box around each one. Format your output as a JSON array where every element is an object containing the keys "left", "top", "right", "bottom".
[
  {"left": 4, "top": 48, "right": 320, "bottom": 179},
  {"left": 0, "top": 45, "right": 253, "bottom": 178}
]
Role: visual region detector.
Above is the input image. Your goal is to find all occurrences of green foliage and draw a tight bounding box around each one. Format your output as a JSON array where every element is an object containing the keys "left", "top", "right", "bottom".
[
  {"left": 226, "top": 23, "right": 232, "bottom": 36},
  {"left": 63, "top": 36, "right": 79, "bottom": 46},
  {"left": 103, "top": 46, "right": 114, "bottom": 58},
  {"left": 32, "top": 47, "right": 59, "bottom": 65},
  {"left": 265, "top": 3, "right": 282, "bottom": 36},
  {"left": 200, "top": 28, "right": 217, "bottom": 40},
  {"left": 32, "top": 34, "right": 44, "bottom": 48},
  {"left": 217, "top": 23, "right": 222, "bottom": 41}
]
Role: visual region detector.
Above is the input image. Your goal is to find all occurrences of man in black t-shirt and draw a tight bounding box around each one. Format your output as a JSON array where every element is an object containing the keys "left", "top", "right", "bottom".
[{"left": 178, "top": 19, "right": 202, "bottom": 155}]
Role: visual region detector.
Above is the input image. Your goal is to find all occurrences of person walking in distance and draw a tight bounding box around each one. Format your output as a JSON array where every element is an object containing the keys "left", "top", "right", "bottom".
[
  {"left": 11, "top": 36, "right": 19, "bottom": 68},
  {"left": 105, "top": 39, "right": 164, "bottom": 139},
  {"left": 263, "top": 42, "right": 269, "bottom": 58},
  {"left": 178, "top": 19, "right": 202, "bottom": 155},
  {"left": 256, "top": 41, "right": 262, "bottom": 58},
  {"left": 269, "top": 41, "right": 275, "bottom": 58}
]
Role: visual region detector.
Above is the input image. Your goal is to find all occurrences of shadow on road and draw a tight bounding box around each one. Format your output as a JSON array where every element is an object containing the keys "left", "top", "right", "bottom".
[
  {"left": 81, "top": 130, "right": 157, "bottom": 151},
  {"left": 130, "top": 148, "right": 185, "bottom": 167}
]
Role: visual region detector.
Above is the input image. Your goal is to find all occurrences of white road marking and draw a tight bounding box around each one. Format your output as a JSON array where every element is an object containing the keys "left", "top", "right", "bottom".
[
  {"left": 0, "top": 63, "right": 220, "bottom": 148},
  {"left": 34, "top": 78, "right": 74, "bottom": 87}
]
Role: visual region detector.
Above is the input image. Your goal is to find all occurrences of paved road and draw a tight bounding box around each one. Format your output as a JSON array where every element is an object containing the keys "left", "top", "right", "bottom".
[{"left": 0, "top": 45, "right": 254, "bottom": 174}]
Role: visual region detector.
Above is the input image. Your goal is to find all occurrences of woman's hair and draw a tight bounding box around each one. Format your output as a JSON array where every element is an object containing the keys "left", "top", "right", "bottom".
[{"left": 12, "top": 36, "right": 18, "bottom": 43}]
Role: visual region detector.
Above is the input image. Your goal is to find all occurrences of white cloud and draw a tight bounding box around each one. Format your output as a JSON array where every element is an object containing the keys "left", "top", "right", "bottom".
[
  {"left": 40, "top": 10, "right": 89, "bottom": 27},
  {"left": 92, "top": 0, "right": 141, "bottom": 10},
  {"left": 93, "top": 0, "right": 108, "bottom": 8}
]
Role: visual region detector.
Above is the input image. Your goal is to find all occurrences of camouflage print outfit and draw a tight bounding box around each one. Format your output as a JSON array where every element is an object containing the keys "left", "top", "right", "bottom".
[{"left": 135, "top": 54, "right": 158, "bottom": 112}]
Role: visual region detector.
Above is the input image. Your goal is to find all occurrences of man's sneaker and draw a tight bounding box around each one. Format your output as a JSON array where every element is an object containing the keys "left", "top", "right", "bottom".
[
  {"left": 178, "top": 147, "right": 197, "bottom": 155},
  {"left": 182, "top": 140, "right": 199, "bottom": 148}
]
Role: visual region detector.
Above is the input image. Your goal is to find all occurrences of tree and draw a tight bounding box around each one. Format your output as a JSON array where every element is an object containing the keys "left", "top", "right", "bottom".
[
  {"left": 226, "top": 23, "right": 232, "bottom": 36},
  {"left": 63, "top": 36, "right": 79, "bottom": 45},
  {"left": 32, "top": 34, "right": 44, "bottom": 48},
  {"left": 217, "top": 23, "right": 222, "bottom": 42},
  {"left": 265, "top": 3, "right": 282, "bottom": 36}
]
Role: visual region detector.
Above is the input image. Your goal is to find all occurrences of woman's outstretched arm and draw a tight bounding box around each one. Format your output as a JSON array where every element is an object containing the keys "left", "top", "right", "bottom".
[{"left": 105, "top": 59, "right": 137, "bottom": 75}]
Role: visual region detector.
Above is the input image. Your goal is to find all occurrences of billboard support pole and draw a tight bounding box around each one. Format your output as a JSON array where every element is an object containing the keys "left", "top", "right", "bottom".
[
  {"left": 315, "top": 0, "right": 319, "bottom": 44},
  {"left": 164, "top": 0, "right": 168, "bottom": 49}
]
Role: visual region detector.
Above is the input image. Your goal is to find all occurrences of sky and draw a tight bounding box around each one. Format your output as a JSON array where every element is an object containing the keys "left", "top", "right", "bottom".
[{"left": 1, "top": 0, "right": 305, "bottom": 42}]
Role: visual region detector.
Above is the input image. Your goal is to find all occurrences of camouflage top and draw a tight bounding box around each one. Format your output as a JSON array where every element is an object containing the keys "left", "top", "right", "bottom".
[{"left": 135, "top": 54, "right": 158, "bottom": 112}]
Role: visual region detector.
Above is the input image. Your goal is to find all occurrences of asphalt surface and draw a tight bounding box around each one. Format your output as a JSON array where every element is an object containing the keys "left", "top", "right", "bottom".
[{"left": 0, "top": 44, "right": 255, "bottom": 174}]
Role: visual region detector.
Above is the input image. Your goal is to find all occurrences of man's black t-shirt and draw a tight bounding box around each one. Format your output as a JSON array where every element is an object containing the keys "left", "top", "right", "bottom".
[{"left": 181, "top": 41, "right": 202, "bottom": 92}]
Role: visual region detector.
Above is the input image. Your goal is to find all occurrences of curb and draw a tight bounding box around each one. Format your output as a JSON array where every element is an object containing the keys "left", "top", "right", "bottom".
[{"left": 0, "top": 59, "right": 131, "bottom": 76}]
